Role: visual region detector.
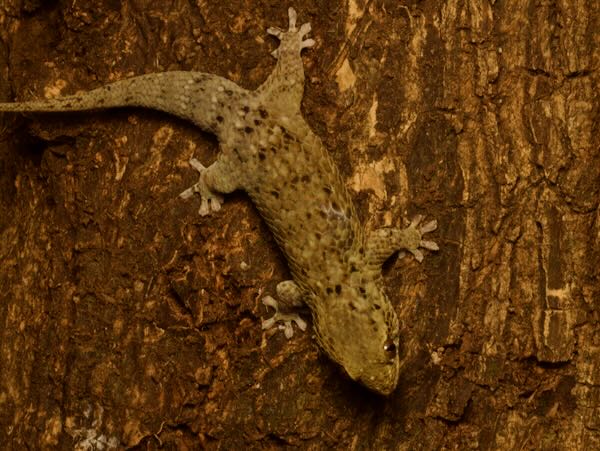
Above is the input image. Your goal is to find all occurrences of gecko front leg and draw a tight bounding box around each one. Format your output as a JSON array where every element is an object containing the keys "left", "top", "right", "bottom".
[
  {"left": 257, "top": 7, "right": 314, "bottom": 114},
  {"left": 262, "top": 280, "right": 307, "bottom": 339}
]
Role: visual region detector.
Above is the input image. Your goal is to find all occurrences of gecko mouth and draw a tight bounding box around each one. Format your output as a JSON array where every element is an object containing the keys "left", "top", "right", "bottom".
[
  {"left": 355, "top": 376, "right": 395, "bottom": 396},
  {"left": 352, "top": 365, "right": 399, "bottom": 396}
]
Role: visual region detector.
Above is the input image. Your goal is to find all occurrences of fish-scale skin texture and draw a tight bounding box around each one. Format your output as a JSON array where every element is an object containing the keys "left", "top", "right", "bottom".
[{"left": 0, "top": 8, "right": 437, "bottom": 395}]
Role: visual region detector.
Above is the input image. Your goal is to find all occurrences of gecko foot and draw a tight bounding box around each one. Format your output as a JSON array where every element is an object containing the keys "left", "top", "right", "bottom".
[
  {"left": 179, "top": 158, "right": 224, "bottom": 216},
  {"left": 267, "top": 7, "right": 315, "bottom": 59},
  {"left": 402, "top": 215, "right": 439, "bottom": 262},
  {"left": 262, "top": 295, "right": 307, "bottom": 339}
]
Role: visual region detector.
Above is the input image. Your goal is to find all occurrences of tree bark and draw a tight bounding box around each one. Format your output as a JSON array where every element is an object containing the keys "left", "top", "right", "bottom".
[{"left": 0, "top": 0, "right": 598, "bottom": 449}]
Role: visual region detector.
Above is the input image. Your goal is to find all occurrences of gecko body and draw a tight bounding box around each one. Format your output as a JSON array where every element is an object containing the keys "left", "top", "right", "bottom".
[{"left": 0, "top": 8, "right": 437, "bottom": 395}]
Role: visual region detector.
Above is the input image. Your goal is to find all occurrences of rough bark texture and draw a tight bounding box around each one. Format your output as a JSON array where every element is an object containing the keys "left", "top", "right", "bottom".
[{"left": 0, "top": 0, "right": 598, "bottom": 449}]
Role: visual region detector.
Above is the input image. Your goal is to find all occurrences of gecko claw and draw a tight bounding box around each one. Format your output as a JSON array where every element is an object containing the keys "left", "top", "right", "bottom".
[
  {"left": 267, "top": 27, "right": 283, "bottom": 38},
  {"left": 420, "top": 219, "right": 438, "bottom": 234},
  {"left": 198, "top": 195, "right": 223, "bottom": 216},
  {"left": 420, "top": 239, "right": 439, "bottom": 251},
  {"left": 409, "top": 214, "right": 423, "bottom": 228},
  {"left": 299, "top": 22, "right": 311, "bottom": 36},
  {"left": 301, "top": 38, "right": 315, "bottom": 49},
  {"left": 287, "top": 7, "right": 298, "bottom": 30},
  {"left": 410, "top": 249, "right": 425, "bottom": 263}
]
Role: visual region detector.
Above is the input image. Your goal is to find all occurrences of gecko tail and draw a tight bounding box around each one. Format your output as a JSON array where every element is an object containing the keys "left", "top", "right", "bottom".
[{"left": 0, "top": 71, "right": 249, "bottom": 134}]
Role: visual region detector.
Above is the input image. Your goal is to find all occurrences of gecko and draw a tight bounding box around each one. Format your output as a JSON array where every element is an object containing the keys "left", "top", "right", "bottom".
[{"left": 0, "top": 8, "right": 438, "bottom": 395}]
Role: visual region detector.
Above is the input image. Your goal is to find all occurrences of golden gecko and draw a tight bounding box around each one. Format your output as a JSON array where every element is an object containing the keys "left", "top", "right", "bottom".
[{"left": 0, "top": 8, "right": 438, "bottom": 395}]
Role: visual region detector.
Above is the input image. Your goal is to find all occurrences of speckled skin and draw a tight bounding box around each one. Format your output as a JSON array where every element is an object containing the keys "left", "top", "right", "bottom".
[{"left": 0, "top": 8, "right": 437, "bottom": 395}]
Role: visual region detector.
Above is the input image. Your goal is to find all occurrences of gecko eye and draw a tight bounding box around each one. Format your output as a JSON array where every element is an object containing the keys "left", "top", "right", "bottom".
[{"left": 383, "top": 339, "right": 397, "bottom": 358}]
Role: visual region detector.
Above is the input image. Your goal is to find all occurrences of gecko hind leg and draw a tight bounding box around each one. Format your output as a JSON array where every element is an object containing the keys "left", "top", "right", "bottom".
[
  {"left": 179, "top": 158, "right": 225, "bottom": 215},
  {"left": 262, "top": 280, "right": 307, "bottom": 339},
  {"left": 402, "top": 215, "right": 439, "bottom": 262},
  {"left": 365, "top": 215, "right": 439, "bottom": 267}
]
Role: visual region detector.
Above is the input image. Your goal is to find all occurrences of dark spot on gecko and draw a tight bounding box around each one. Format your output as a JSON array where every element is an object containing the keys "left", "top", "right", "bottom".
[
  {"left": 270, "top": 146, "right": 277, "bottom": 154},
  {"left": 270, "top": 190, "right": 279, "bottom": 198},
  {"left": 349, "top": 303, "right": 357, "bottom": 311},
  {"left": 301, "top": 175, "right": 311, "bottom": 183},
  {"left": 369, "top": 318, "right": 376, "bottom": 325},
  {"left": 125, "top": 96, "right": 133, "bottom": 102},
  {"left": 359, "top": 247, "right": 364, "bottom": 255},
  {"left": 318, "top": 210, "right": 327, "bottom": 219},
  {"left": 216, "top": 115, "right": 224, "bottom": 122},
  {"left": 335, "top": 285, "right": 341, "bottom": 295},
  {"left": 242, "top": 105, "right": 250, "bottom": 113},
  {"left": 323, "top": 186, "right": 332, "bottom": 195},
  {"left": 254, "top": 119, "right": 262, "bottom": 126},
  {"left": 332, "top": 201, "right": 340, "bottom": 211},
  {"left": 259, "top": 108, "right": 268, "bottom": 118},
  {"left": 306, "top": 212, "right": 312, "bottom": 219},
  {"left": 225, "top": 89, "right": 233, "bottom": 96},
  {"left": 65, "top": 103, "right": 72, "bottom": 108},
  {"left": 233, "top": 148, "right": 245, "bottom": 162},
  {"left": 105, "top": 86, "right": 112, "bottom": 91},
  {"left": 315, "top": 232, "right": 321, "bottom": 240},
  {"left": 244, "top": 126, "right": 253, "bottom": 134},
  {"left": 351, "top": 265, "right": 358, "bottom": 273},
  {"left": 258, "top": 152, "right": 266, "bottom": 161},
  {"left": 373, "top": 303, "right": 380, "bottom": 309},
  {"left": 291, "top": 176, "right": 299, "bottom": 183},
  {"left": 326, "top": 287, "right": 333, "bottom": 294}
]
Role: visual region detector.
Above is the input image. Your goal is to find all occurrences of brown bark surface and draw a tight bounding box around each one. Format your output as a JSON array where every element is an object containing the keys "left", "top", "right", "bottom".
[{"left": 0, "top": 0, "right": 598, "bottom": 449}]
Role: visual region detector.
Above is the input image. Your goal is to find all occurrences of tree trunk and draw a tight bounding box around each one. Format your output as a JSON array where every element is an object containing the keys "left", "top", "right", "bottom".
[{"left": 0, "top": 0, "right": 598, "bottom": 449}]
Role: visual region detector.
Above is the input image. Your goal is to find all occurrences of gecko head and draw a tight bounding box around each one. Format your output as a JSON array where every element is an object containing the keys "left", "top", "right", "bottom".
[{"left": 312, "top": 285, "right": 400, "bottom": 395}]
